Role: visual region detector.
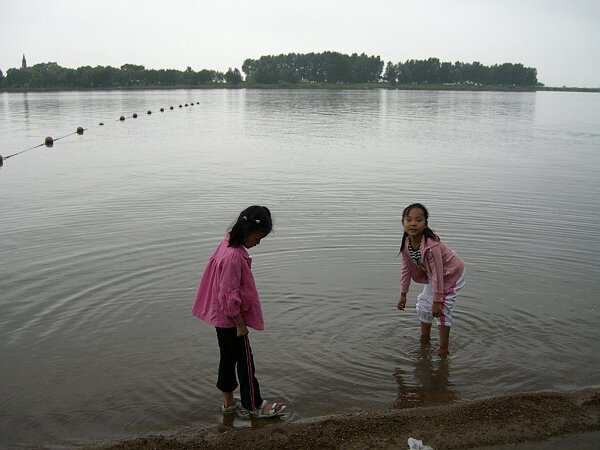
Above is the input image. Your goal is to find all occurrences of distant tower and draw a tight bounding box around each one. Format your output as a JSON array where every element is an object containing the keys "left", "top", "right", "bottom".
[{"left": 21, "top": 54, "right": 27, "bottom": 69}]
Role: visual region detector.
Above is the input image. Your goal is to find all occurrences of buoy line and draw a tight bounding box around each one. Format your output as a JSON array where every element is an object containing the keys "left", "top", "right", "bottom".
[{"left": 0, "top": 100, "right": 201, "bottom": 168}]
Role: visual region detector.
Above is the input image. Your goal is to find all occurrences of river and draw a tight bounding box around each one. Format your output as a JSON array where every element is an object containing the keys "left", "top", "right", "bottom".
[{"left": 1, "top": 88, "right": 599, "bottom": 448}]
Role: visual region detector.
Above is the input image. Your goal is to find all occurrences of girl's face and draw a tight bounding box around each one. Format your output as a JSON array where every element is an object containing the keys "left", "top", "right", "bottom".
[
  {"left": 402, "top": 207, "right": 427, "bottom": 238},
  {"left": 242, "top": 229, "right": 269, "bottom": 249}
]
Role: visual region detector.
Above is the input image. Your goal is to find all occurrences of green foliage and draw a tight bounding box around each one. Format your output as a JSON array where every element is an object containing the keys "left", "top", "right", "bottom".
[
  {"left": 240, "top": 52, "right": 537, "bottom": 87},
  {"left": 224, "top": 68, "right": 243, "bottom": 85},
  {"left": 0, "top": 54, "right": 540, "bottom": 89},
  {"left": 242, "top": 51, "right": 384, "bottom": 84},
  {"left": 390, "top": 59, "right": 538, "bottom": 86},
  {"left": 3, "top": 62, "right": 228, "bottom": 88}
]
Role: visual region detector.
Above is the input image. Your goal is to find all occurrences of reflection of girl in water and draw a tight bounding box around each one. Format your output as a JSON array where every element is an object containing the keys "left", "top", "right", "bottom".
[{"left": 393, "top": 350, "right": 458, "bottom": 409}]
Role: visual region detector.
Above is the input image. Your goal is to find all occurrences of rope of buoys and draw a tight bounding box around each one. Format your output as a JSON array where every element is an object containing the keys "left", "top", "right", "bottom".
[
  {"left": 1, "top": 127, "right": 87, "bottom": 162},
  {"left": 1, "top": 99, "right": 199, "bottom": 168}
]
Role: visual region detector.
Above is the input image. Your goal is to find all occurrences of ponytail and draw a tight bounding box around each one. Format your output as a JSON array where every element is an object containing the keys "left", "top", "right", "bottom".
[{"left": 228, "top": 205, "right": 273, "bottom": 247}]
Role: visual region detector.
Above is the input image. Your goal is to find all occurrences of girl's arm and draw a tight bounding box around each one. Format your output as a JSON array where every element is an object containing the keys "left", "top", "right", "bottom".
[
  {"left": 428, "top": 246, "right": 445, "bottom": 303},
  {"left": 219, "top": 254, "right": 245, "bottom": 321},
  {"left": 232, "top": 314, "right": 249, "bottom": 336},
  {"left": 400, "top": 252, "right": 412, "bottom": 294},
  {"left": 399, "top": 252, "right": 410, "bottom": 310},
  {"left": 397, "top": 293, "right": 408, "bottom": 310}
]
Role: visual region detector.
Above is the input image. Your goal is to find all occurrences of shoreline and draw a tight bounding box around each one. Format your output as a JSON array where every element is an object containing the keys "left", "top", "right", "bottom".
[
  {"left": 93, "top": 388, "right": 600, "bottom": 450},
  {"left": 1, "top": 84, "right": 598, "bottom": 94}
]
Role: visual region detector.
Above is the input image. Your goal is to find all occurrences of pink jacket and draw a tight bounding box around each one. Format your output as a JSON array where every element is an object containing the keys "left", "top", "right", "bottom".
[
  {"left": 400, "top": 234, "right": 465, "bottom": 303},
  {"left": 192, "top": 234, "right": 264, "bottom": 330}
]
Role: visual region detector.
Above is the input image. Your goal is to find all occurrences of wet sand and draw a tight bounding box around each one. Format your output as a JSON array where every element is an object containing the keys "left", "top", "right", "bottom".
[{"left": 95, "top": 388, "right": 600, "bottom": 450}]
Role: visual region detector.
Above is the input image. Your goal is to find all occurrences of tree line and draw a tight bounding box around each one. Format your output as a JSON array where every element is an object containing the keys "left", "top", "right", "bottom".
[
  {"left": 242, "top": 52, "right": 384, "bottom": 84},
  {"left": 0, "top": 63, "right": 243, "bottom": 88},
  {"left": 242, "top": 53, "right": 538, "bottom": 86},
  {"left": 383, "top": 58, "right": 539, "bottom": 86},
  {"left": 0, "top": 53, "right": 540, "bottom": 88}
]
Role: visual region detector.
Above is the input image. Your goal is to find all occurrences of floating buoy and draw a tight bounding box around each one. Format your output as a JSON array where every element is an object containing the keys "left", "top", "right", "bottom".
[
  {"left": 45, "top": 136, "right": 54, "bottom": 147},
  {"left": 119, "top": 116, "right": 125, "bottom": 121},
  {"left": 0, "top": 154, "right": 4, "bottom": 167},
  {"left": 190, "top": 103, "right": 194, "bottom": 106},
  {"left": 147, "top": 110, "right": 152, "bottom": 114},
  {"left": 77, "top": 127, "right": 84, "bottom": 135},
  {"left": 196, "top": 102, "right": 199, "bottom": 105},
  {"left": 185, "top": 103, "right": 188, "bottom": 107},
  {"left": 160, "top": 107, "right": 164, "bottom": 112},
  {"left": 99, "top": 122, "right": 104, "bottom": 126},
  {"left": 179, "top": 105, "right": 182, "bottom": 108},
  {"left": 170, "top": 106, "right": 174, "bottom": 110},
  {"left": 133, "top": 113, "right": 138, "bottom": 118}
]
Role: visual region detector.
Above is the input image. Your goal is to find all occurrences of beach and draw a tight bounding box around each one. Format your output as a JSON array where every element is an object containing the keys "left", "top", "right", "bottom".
[{"left": 95, "top": 388, "right": 600, "bottom": 449}]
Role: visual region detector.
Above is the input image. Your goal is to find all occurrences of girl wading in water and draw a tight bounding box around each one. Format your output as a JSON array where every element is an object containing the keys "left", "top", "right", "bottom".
[{"left": 397, "top": 203, "right": 466, "bottom": 358}]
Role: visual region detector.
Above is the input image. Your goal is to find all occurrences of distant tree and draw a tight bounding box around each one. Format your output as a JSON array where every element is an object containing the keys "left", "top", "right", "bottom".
[
  {"left": 242, "top": 51, "right": 383, "bottom": 84},
  {"left": 120, "top": 64, "right": 145, "bottom": 72},
  {"left": 6, "top": 67, "right": 31, "bottom": 87},
  {"left": 97, "top": 66, "right": 120, "bottom": 87},
  {"left": 197, "top": 69, "right": 217, "bottom": 84},
  {"left": 0, "top": 69, "right": 4, "bottom": 87},
  {"left": 383, "top": 62, "right": 398, "bottom": 84},
  {"left": 241, "top": 58, "right": 258, "bottom": 79},
  {"left": 349, "top": 53, "right": 383, "bottom": 83},
  {"left": 390, "top": 58, "right": 537, "bottom": 86},
  {"left": 182, "top": 66, "right": 196, "bottom": 85},
  {"left": 452, "top": 61, "right": 464, "bottom": 83},
  {"left": 158, "top": 69, "right": 181, "bottom": 85},
  {"left": 120, "top": 64, "right": 145, "bottom": 85},
  {"left": 439, "top": 61, "right": 454, "bottom": 84},
  {"left": 225, "top": 67, "right": 243, "bottom": 85}
]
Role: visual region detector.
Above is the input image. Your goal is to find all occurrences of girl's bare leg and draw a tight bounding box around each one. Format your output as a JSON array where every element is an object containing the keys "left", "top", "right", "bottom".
[
  {"left": 222, "top": 391, "right": 235, "bottom": 408},
  {"left": 438, "top": 325, "right": 450, "bottom": 358},
  {"left": 420, "top": 321, "right": 432, "bottom": 345}
]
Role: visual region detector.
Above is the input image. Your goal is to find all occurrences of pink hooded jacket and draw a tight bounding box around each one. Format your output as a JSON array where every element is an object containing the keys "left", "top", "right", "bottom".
[
  {"left": 192, "top": 234, "right": 264, "bottom": 330},
  {"left": 400, "top": 234, "right": 465, "bottom": 303}
]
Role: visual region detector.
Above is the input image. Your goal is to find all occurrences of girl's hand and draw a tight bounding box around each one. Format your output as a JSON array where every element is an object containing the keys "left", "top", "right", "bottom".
[
  {"left": 232, "top": 314, "right": 248, "bottom": 337},
  {"left": 432, "top": 302, "right": 443, "bottom": 317},
  {"left": 397, "top": 294, "right": 407, "bottom": 311}
]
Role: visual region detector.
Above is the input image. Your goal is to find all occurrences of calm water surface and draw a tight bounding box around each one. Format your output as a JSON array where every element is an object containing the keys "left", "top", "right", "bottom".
[{"left": 1, "top": 89, "right": 599, "bottom": 448}]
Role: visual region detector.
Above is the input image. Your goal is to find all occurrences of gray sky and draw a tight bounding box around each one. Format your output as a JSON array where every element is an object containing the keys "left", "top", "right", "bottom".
[{"left": 1, "top": 0, "right": 599, "bottom": 87}]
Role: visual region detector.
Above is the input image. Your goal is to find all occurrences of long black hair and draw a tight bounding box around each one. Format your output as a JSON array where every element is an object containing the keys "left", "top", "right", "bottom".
[
  {"left": 228, "top": 205, "right": 273, "bottom": 247},
  {"left": 399, "top": 203, "right": 438, "bottom": 252}
]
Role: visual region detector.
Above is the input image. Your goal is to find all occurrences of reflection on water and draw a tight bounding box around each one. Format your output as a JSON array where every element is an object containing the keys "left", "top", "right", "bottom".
[
  {"left": 394, "top": 346, "right": 458, "bottom": 410},
  {"left": 1, "top": 89, "right": 599, "bottom": 449}
]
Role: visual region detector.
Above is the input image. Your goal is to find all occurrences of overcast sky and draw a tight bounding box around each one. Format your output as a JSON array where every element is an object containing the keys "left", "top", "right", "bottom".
[{"left": 1, "top": 0, "right": 599, "bottom": 87}]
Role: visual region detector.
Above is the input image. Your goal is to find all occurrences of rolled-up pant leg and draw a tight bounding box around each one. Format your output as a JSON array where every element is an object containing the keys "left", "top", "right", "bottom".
[{"left": 215, "top": 327, "right": 263, "bottom": 411}]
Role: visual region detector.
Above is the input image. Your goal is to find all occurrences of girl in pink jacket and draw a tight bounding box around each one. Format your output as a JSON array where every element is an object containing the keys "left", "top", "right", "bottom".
[
  {"left": 397, "top": 203, "right": 466, "bottom": 358},
  {"left": 192, "top": 205, "right": 286, "bottom": 418}
]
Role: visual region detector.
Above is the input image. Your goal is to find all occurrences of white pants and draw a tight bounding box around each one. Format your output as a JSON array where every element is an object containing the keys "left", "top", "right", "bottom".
[{"left": 416, "top": 270, "right": 466, "bottom": 327}]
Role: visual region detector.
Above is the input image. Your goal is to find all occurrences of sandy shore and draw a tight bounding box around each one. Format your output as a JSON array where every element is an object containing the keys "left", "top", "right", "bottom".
[{"left": 96, "top": 388, "right": 600, "bottom": 450}]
